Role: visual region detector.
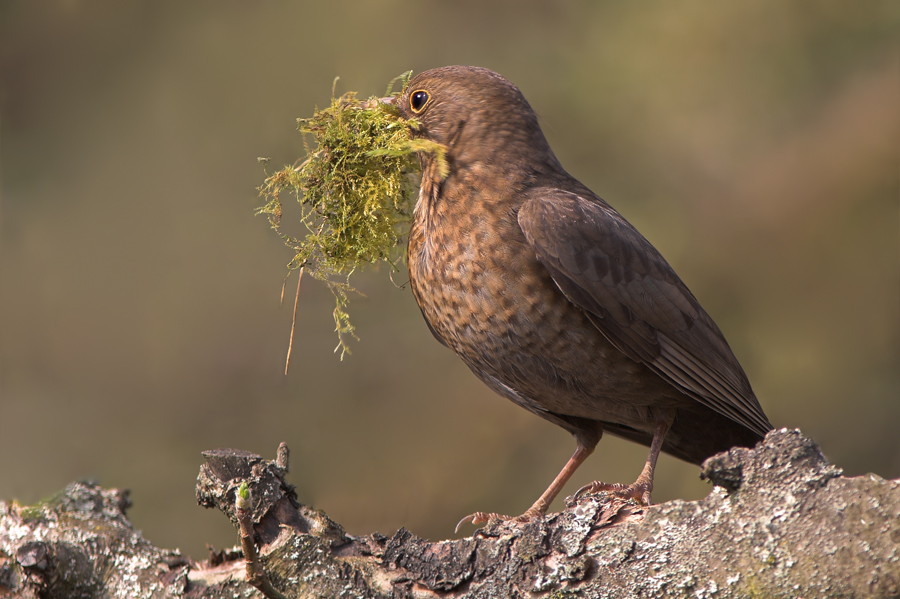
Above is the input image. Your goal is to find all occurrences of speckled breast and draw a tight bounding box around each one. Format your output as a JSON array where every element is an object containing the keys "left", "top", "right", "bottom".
[{"left": 405, "top": 169, "right": 667, "bottom": 422}]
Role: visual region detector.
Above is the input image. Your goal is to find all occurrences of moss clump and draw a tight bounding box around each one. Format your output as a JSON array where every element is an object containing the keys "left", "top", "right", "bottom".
[{"left": 257, "top": 72, "right": 446, "bottom": 357}]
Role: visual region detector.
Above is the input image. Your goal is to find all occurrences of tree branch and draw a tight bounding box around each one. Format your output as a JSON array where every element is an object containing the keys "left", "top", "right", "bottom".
[{"left": 1, "top": 429, "right": 897, "bottom": 598}]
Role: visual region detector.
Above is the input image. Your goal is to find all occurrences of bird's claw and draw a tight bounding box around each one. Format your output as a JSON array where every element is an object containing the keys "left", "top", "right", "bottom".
[
  {"left": 574, "top": 481, "right": 652, "bottom": 505},
  {"left": 455, "top": 512, "right": 497, "bottom": 533},
  {"left": 455, "top": 507, "right": 545, "bottom": 533}
]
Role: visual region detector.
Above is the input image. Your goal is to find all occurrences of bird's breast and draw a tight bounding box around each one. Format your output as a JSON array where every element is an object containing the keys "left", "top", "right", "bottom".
[
  {"left": 407, "top": 173, "right": 610, "bottom": 385},
  {"left": 408, "top": 174, "right": 554, "bottom": 355}
]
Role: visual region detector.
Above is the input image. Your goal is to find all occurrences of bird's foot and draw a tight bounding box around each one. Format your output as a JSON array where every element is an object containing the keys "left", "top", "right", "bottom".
[
  {"left": 455, "top": 506, "right": 544, "bottom": 533},
  {"left": 573, "top": 479, "right": 652, "bottom": 506}
]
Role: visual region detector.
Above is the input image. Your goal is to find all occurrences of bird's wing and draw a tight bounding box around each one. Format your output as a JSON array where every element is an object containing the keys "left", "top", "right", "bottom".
[{"left": 518, "top": 188, "right": 771, "bottom": 436}]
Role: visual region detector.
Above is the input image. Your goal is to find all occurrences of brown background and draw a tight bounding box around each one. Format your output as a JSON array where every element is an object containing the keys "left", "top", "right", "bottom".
[{"left": 1, "top": 0, "right": 897, "bottom": 559}]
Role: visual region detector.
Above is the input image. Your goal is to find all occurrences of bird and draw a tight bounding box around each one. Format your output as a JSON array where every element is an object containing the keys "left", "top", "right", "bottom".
[{"left": 391, "top": 66, "right": 772, "bottom": 529}]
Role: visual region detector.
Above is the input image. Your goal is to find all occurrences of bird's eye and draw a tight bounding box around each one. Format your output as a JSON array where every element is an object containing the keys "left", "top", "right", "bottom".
[{"left": 410, "top": 90, "right": 430, "bottom": 113}]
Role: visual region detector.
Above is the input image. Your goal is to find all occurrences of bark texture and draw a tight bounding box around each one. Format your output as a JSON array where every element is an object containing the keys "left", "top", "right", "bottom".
[{"left": 1, "top": 428, "right": 897, "bottom": 598}]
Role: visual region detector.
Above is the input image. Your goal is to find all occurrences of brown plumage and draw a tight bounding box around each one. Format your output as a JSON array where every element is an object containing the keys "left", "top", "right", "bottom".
[{"left": 394, "top": 66, "right": 771, "bottom": 527}]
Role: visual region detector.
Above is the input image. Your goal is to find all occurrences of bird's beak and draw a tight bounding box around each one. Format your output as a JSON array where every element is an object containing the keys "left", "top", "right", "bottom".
[{"left": 361, "top": 96, "right": 397, "bottom": 110}]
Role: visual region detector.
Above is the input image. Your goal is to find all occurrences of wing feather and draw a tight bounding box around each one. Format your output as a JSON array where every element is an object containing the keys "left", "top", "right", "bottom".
[{"left": 518, "top": 188, "right": 771, "bottom": 436}]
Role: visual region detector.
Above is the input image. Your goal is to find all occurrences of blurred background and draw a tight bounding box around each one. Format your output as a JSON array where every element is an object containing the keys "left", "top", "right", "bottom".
[{"left": 1, "top": 0, "right": 897, "bottom": 559}]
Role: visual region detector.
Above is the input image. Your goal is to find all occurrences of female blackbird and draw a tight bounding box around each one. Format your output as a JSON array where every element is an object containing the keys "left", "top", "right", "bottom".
[{"left": 393, "top": 66, "right": 772, "bottom": 529}]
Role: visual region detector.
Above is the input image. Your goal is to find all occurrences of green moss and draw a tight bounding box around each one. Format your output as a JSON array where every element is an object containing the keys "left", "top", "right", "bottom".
[
  {"left": 17, "top": 504, "right": 45, "bottom": 523},
  {"left": 16, "top": 490, "right": 64, "bottom": 523},
  {"left": 257, "top": 72, "right": 446, "bottom": 357}
]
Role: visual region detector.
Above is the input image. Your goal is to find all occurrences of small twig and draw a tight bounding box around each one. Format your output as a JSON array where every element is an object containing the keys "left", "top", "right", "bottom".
[
  {"left": 235, "top": 484, "right": 288, "bottom": 599},
  {"left": 284, "top": 266, "right": 304, "bottom": 375},
  {"left": 388, "top": 267, "right": 410, "bottom": 290},
  {"left": 276, "top": 442, "right": 290, "bottom": 472}
]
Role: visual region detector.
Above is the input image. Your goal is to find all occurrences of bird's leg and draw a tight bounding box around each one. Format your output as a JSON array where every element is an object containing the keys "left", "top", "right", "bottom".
[
  {"left": 574, "top": 418, "right": 672, "bottom": 505},
  {"left": 456, "top": 441, "right": 595, "bottom": 532}
]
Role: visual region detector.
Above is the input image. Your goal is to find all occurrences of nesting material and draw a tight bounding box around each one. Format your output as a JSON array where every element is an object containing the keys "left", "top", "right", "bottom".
[{"left": 257, "top": 73, "right": 445, "bottom": 357}]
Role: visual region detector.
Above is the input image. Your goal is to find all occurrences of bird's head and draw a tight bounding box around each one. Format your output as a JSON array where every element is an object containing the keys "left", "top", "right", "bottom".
[{"left": 391, "top": 66, "right": 559, "bottom": 171}]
